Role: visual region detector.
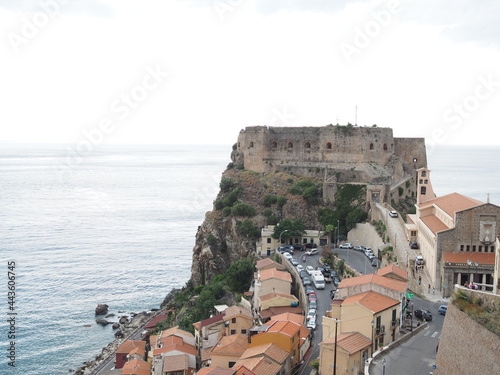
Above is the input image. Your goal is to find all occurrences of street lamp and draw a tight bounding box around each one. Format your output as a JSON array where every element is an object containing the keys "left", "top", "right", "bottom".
[
  {"left": 410, "top": 302, "right": 413, "bottom": 333},
  {"left": 474, "top": 262, "right": 479, "bottom": 284},
  {"left": 279, "top": 229, "right": 289, "bottom": 246},
  {"left": 337, "top": 220, "right": 340, "bottom": 248},
  {"left": 371, "top": 320, "right": 375, "bottom": 354},
  {"left": 467, "top": 259, "right": 472, "bottom": 284},
  {"left": 382, "top": 358, "right": 386, "bottom": 375}
]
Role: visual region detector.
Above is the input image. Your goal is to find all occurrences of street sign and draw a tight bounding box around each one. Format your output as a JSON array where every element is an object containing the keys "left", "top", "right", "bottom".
[{"left": 407, "top": 292, "right": 414, "bottom": 299}]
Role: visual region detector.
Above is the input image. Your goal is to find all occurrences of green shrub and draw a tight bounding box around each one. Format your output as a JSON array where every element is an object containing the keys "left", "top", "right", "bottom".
[
  {"left": 236, "top": 220, "right": 260, "bottom": 239},
  {"left": 214, "top": 200, "right": 224, "bottom": 210},
  {"left": 276, "top": 195, "right": 287, "bottom": 209},
  {"left": 227, "top": 162, "right": 234, "bottom": 169},
  {"left": 207, "top": 234, "right": 217, "bottom": 247},
  {"left": 231, "top": 203, "right": 256, "bottom": 217},
  {"left": 263, "top": 208, "right": 272, "bottom": 217},
  {"left": 222, "top": 207, "right": 232, "bottom": 216},
  {"left": 220, "top": 177, "right": 237, "bottom": 193},
  {"left": 398, "top": 186, "right": 404, "bottom": 196},
  {"left": 263, "top": 194, "right": 278, "bottom": 207}
]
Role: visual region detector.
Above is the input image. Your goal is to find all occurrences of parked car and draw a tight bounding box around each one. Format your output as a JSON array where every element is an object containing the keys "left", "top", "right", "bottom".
[
  {"left": 332, "top": 276, "right": 341, "bottom": 286},
  {"left": 339, "top": 243, "right": 353, "bottom": 249},
  {"left": 364, "top": 249, "right": 374, "bottom": 257},
  {"left": 389, "top": 210, "right": 398, "bottom": 218},
  {"left": 306, "top": 266, "right": 315, "bottom": 275},
  {"left": 303, "top": 277, "right": 312, "bottom": 286},
  {"left": 371, "top": 258, "right": 378, "bottom": 267},
  {"left": 353, "top": 246, "right": 364, "bottom": 251},
  {"left": 299, "top": 270, "right": 308, "bottom": 279},
  {"left": 305, "top": 285, "right": 314, "bottom": 295},
  {"left": 304, "top": 243, "right": 318, "bottom": 249},
  {"left": 296, "top": 264, "right": 305, "bottom": 273},
  {"left": 409, "top": 241, "right": 419, "bottom": 249},
  {"left": 306, "top": 309, "right": 316, "bottom": 321},
  {"left": 367, "top": 254, "right": 376, "bottom": 261},
  {"left": 279, "top": 245, "right": 294, "bottom": 254},
  {"left": 291, "top": 258, "right": 299, "bottom": 266},
  {"left": 293, "top": 244, "right": 304, "bottom": 251},
  {"left": 283, "top": 252, "right": 293, "bottom": 261},
  {"left": 309, "top": 300, "right": 317, "bottom": 311},
  {"left": 438, "top": 305, "right": 447, "bottom": 315},
  {"left": 308, "top": 293, "right": 317, "bottom": 301},
  {"left": 415, "top": 256, "right": 424, "bottom": 265},
  {"left": 415, "top": 309, "right": 432, "bottom": 321},
  {"left": 306, "top": 248, "right": 319, "bottom": 256},
  {"left": 306, "top": 319, "right": 317, "bottom": 330}
]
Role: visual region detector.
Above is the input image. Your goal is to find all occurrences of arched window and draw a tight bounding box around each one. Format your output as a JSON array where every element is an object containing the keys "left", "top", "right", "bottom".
[
  {"left": 421, "top": 171, "right": 427, "bottom": 177},
  {"left": 304, "top": 142, "right": 311, "bottom": 149},
  {"left": 419, "top": 179, "right": 423, "bottom": 184},
  {"left": 383, "top": 143, "right": 388, "bottom": 151},
  {"left": 326, "top": 142, "right": 332, "bottom": 149},
  {"left": 424, "top": 179, "right": 428, "bottom": 184},
  {"left": 249, "top": 141, "right": 254, "bottom": 148},
  {"left": 370, "top": 143, "right": 374, "bottom": 150},
  {"left": 288, "top": 142, "right": 293, "bottom": 148},
  {"left": 237, "top": 142, "right": 240, "bottom": 148},
  {"left": 421, "top": 186, "right": 427, "bottom": 195},
  {"left": 271, "top": 142, "right": 277, "bottom": 148}
]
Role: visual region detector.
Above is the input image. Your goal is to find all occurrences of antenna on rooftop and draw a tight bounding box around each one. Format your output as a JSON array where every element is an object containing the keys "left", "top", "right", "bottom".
[{"left": 487, "top": 193, "right": 490, "bottom": 204}]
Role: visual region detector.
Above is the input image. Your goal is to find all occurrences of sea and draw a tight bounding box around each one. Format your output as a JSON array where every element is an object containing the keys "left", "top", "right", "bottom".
[{"left": 0, "top": 143, "right": 499, "bottom": 375}]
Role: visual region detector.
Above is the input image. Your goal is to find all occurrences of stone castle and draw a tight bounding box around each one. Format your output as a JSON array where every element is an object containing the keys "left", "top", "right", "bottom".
[{"left": 236, "top": 125, "right": 427, "bottom": 205}]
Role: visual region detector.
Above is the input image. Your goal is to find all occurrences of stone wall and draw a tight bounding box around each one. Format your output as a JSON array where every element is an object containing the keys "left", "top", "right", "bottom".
[{"left": 435, "top": 295, "right": 500, "bottom": 375}]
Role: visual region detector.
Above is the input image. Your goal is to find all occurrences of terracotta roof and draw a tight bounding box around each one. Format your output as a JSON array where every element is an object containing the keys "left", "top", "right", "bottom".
[
  {"left": 121, "top": 359, "right": 151, "bottom": 375},
  {"left": 268, "top": 312, "right": 304, "bottom": 325},
  {"left": 267, "top": 320, "right": 301, "bottom": 337},
  {"left": 342, "top": 291, "right": 400, "bottom": 313},
  {"left": 197, "top": 313, "right": 225, "bottom": 329},
  {"left": 162, "top": 354, "right": 191, "bottom": 372},
  {"left": 158, "top": 335, "right": 184, "bottom": 348},
  {"left": 442, "top": 252, "right": 495, "bottom": 265},
  {"left": 196, "top": 367, "right": 235, "bottom": 375},
  {"left": 144, "top": 314, "right": 169, "bottom": 329},
  {"left": 377, "top": 265, "right": 408, "bottom": 281},
  {"left": 201, "top": 348, "right": 212, "bottom": 362},
  {"left": 234, "top": 357, "right": 282, "bottom": 375},
  {"left": 116, "top": 340, "right": 146, "bottom": 355},
  {"left": 259, "top": 268, "right": 292, "bottom": 283},
  {"left": 234, "top": 366, "right": 257, "bottom": 375},
  {"left": 299, "top": 326, "right": 311, "bottom": 343},
  {"left": 152, "top": 342, "right": 197, "bottom": 357},
  {"left": 161, "top": 325, "right": 194, "bottom": 338},
  {"left": 338, "top": 274, "right": 407, "bottom": 293},
  {"left": 224, "top": 305, "right": 253, "bottom": 320},
  {"left": 128, "top": 346, "right": 145, "bottom": 358},
  {"left": 421, "top": 214, "right": 449, "bottom": 235},
  {"left": 240, "top": 343, "right": 289, "bottom": 364},
  {"left": 259, "top": 291, "right": 297, "bottom": 302},
  {"left": 259, "top": 306, "right": 303, "bottom": 320},
  {"left": 256, "top": 258, "right": 285, "bottom": 270},
  {"left": 211, "top": 334, "right": 248, "bottom": 356},
  {"left": 322, "top": 332, "right": 372, "bottom": 354},
  {"left": 418, "top": 192, "right": 483, "bottom": 217}
]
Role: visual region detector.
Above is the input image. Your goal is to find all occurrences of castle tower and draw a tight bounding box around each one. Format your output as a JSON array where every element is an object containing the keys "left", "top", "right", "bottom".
[{"left": 416, "top": 168, "right": 436, "bottom": 205}]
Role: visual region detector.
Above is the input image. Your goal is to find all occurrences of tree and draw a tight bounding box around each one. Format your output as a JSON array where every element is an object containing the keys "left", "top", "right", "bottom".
[
  {"left": 272, "top": 219, "right": 306, "bottom": 240},
  {"left": 220, "top": 177, "right": 237, "bottom": 193},
  {"left": 225, "top": 259, "right": 254, "bottom": 293},
  {"left": 236, "top": 220, "right": 260, "bottom": 239},
  {"left": 231, "top": 203, "right": 256, "bottom": 217}
]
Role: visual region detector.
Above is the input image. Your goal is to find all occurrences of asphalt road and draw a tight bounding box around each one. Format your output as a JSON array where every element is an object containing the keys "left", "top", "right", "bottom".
[{"left": 334, "top": 247, "right": 377, "bottom": 275}]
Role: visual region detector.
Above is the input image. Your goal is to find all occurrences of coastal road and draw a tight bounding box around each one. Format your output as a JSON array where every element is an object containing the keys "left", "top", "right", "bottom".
[{"left": 371, "top": 296, "right": 446, "bottom": 375}]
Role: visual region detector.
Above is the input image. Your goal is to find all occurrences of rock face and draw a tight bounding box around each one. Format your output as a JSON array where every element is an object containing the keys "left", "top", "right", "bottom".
[
  {"left": 95, "top": 304, "right": 109, "bottom": 315},
  {"left": 95, "top": 318, "right": 111, "bottom": 326}
]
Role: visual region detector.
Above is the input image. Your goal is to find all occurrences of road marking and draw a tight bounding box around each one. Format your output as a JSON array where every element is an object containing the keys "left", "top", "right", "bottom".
[
  {"left": 431, "top": 331, "right": 438, "bottom": 338},
  {"left": 423, "top": 331, "right": 430, "bottom": 336}
]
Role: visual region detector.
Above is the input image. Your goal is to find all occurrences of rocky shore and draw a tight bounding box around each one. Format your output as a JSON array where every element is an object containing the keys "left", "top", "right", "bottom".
[{"left": 71, "top": 309, "right": 154, "bottom": 375}]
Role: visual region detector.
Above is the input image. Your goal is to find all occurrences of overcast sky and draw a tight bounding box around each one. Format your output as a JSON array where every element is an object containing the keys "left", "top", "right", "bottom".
[{"left": 1, "top": 0, "right": 499, "bottom": 146}]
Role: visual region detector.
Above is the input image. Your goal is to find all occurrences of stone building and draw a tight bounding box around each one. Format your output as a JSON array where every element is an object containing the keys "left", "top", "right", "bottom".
[
  {"left": 406, "top": 168, "right": 499, "bottom": 297},
  {"left": 236, "top": 125, "right": 426, "bottom": 205}
]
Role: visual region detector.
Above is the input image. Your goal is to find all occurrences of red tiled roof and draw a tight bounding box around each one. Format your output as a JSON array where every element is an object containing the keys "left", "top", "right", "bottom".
[
  {"left": 267, "top": 320, "right": 301, "bottom": 337},
  {"left": 259, "top": 268, "right": 292, "bottom": 283},
  {"left": 268, "top": 312, "right": 303, "bottom": 325},
  {"left": 116, "top": 340, "right": 146, "bottom": 355},
  {"left": 442, "top": 252, "right": 495, "bottom": 265},
  {"left": 211, "top": 334, "right": 249, "bottom": 356},
  {"left": 162, "top": 354, "right": 192, "bottom": 372},
  {"left": 161, "top": 325, "right": 194, "bottom": 338},
  {"left": 234, "top": 357, "right": 282, "bottom": 375},
  {"left": 224, "top": 306, "right": 253, "bottom": 320},
  {"left": 144, "top": 314, "right": 169, "bottom": 329},
  {"left": 152, "top": 342, "right": 197, "bottom": 357},
  {"left": 239, "top": 343, "right": 289, "bottom": 364},
  {"left": 418, "top": 192, "right": 483, "bottom": 217},
  {"left": 259, "top": 306, "right": 303, "bottom": 320},
  {"left": 421, "top": 214, "right": 449, "bottom": 235},
  {"left": 259, "top": 291, "right": 297, "bottom": 302},
  {"left": 322, "top": 332, "right": 371, "bottom": 354},
  {"left": 121, "top": 359, "right": 151, "bottom": 375},
  {"left": 256, "top": 258, "right": 285, "bottom": 270},
  {"left": 338, "top": 274, "right": 407, "bottom": 293},
  {"left": 198, "top": 313, "right": 225, "bottom": 329},
  {"left": 377, "top": 265, "right": 408, "bottom": 281},
  {"left": 158, "top": 335, "right": 184, "bottom": 348},
  {"left": 342, "top": 291, "right": 400, "bottom": 313},
  {"left": 196, "top": 367, "right": 235, "bottom": 375}
]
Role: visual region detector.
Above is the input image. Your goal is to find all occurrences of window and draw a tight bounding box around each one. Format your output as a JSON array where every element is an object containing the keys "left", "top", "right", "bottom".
[
  {"left": 424, "top": 179, "right": 428, "bottom": 184},
  {"left": 383, "top": 143, "right": 388, "bottom": 151},
  {"left": 272, "top": 141, "right": 277, "bottom": 148},
  {"left": 326, "top": 142, "right": 332, "bottom": 149},
  {"left": 241, "top": 329, "right": 247, "bottom": 334},
  {"left": 230, "top": 329, "right": 236, "bottom": 335},
  {"left": 478, "top": 246, "right": 482, "bottom": 252},
  {"left": 376, "top": 316, "right": 381, "bottom": 330},
  {"left": 392, "top": 309, "right": 396, "bottom": 322},
  {"left": 232, "top": 318, "right": 236, "bottom": 323},
  {"left": 229, "top": 361, "right": 236, "bottom": 368},
  {"left": 466, "top": 245, "right": 470, "bottom": 252},
  {"left": 288, "top": 142, "right": 293, "bottom": 148},
  {"left": 304, "top": 142, "right": 311, "bottom": 149},
  {"left": 370, "top": 143, "right": 374, "bottom": 150},
  {"left": 249, "top": 141, "right": 254, "bottom": 148},
  {"left": 421, "top": 171, "right": 427, "bottom": 177},
  {"left": 421, "top": 186, "right": 426, "bottom": 195},
  {"left": 460, "top": 245, "right": 464, "bottom": 251},
  {"left": 472, "top": 245, "right": 476, "bottom": 252},
  {"left": 419, "top": 179, "right": 423, "bottom": 184},
  {"left": 411, "top": 231, "right": 416, "bottom": 236},
  {"left": 267, "top": 238, "right": 271, "bottom": 243}
]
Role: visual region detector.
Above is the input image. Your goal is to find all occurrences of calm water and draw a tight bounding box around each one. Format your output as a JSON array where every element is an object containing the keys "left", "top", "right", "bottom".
[{"left": 0, "top": 143, "right": 498, "bottom": 374}]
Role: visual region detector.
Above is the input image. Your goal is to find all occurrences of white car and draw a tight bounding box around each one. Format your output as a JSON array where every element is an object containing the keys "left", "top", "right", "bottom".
[
  {"left": 306, "top": 309, "right": 316, "bottom": 321},
  {"left": 339, "top": 243, "right": 352, "bottom": 249},
  {"left": 296, "top": 264, "right": 305, "bottom": 273},
  {"left": 306, "top": 248, "right": 319, "bottom": 256},
  {"left": 389, "top": 210, "right": 398, "bottom": 218},
  {"left": 283, "top": 252, "right": 293, "bottom": 261},
  {"left": 306, "top": 265, "right": 315, "bottom": 275},
  {"left": 306, "top": 317, "right": 317, "bottom": 330}
]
